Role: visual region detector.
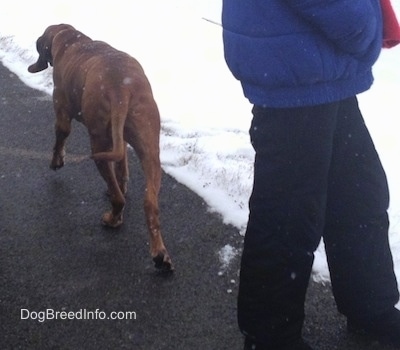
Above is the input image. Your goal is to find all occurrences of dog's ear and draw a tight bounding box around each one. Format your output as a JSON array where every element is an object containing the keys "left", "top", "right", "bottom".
[
  {"left": 28, "top": 36, "right": 52, "bottom": 73},
  {"left": 27, "top": 56, "right": 48, "bottom": 73}
]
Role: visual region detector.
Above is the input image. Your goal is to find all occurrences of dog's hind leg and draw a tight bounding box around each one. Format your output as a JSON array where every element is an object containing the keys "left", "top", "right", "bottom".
[
  {"left": 115, "top": 142, "right": 129, "bottom": 196},
  {"left": 125, "top": 106, "right": 173, "bottom": 271},
  {"left": 90, "top": 136, "right": 126, "bottom": 228},
  {"left": 95, "top": 159, "right": 126, "bottom": 228},
  {"left": 142, "top": 154, "right": 172, "bottom": 270}
]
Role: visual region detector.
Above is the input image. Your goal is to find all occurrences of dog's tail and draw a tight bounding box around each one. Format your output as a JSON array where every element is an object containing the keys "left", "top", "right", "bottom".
[{"left": 91, "top": 96, "right": 128, "bottom": 162}]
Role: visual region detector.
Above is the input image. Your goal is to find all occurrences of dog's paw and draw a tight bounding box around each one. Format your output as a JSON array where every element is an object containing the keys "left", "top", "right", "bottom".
[
  {"left": 50, "top": 153, "right": 65, "bottom": 170},
  {"left": 101, "top": 211, "right": 123, "bottom": 228},
  {"left": 153, "top": 251, "right": 174, "bottom": 272},
  {"left": 50, "top": 162, "right": 64, "bottom": 171}
]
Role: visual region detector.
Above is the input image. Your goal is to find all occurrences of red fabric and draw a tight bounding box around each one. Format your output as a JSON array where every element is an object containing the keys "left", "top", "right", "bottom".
[{"left": 380, "top": 0, "right": 400, "bottom": 48}]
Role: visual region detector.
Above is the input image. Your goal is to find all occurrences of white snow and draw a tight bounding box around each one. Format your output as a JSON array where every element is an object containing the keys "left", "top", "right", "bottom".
[
  {"left": 1, "top": 0, "right": 400, "bottom": 305},
  {"left": 219, "top": 244, "right": 239, "bottom": 275}
]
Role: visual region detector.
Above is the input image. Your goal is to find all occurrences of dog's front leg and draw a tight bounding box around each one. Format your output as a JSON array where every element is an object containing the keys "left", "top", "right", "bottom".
[{"left": 50, "top": 107, "right": 71, "bottom": 170}]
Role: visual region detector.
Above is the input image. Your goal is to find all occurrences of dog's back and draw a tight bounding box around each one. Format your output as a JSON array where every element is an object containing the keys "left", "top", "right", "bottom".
[
  {"left": 52, "top": 28, "right": 151, "bottom": 104},
  {"left": 51, "top": 27, "right": 158, "bottom": 162}
]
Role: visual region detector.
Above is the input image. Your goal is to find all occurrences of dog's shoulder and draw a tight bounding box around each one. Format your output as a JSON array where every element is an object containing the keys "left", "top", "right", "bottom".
[
  {"left": 81, "top": 40, "right": 138, "bottom": 66},
  {"left": 54, "top": 28, "right": 92, "bottom": 47}
]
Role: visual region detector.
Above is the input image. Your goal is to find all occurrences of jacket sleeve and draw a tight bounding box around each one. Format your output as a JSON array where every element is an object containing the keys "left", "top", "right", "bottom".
[{"left": 283, "top": 0, "right": 380, "bottom": 56}]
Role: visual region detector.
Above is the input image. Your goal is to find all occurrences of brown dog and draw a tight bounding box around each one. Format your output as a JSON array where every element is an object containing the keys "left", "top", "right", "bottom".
[{"left": 28, "top": 24, "right": 172, "bottom": 271}]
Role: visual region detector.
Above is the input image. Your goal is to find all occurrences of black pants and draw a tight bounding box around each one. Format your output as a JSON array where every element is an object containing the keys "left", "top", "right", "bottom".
[{"left": 238, "top": 97, "right": 399, "bottom": 347}]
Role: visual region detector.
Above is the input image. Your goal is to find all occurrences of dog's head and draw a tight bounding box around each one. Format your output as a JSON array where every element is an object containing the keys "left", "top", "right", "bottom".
[{"left": 28, "top": 24, "right": 75, "bottom": 73}]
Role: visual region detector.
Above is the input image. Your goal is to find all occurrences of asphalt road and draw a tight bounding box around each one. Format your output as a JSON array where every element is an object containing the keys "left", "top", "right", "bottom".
[{"left": 0, "top": 63, "right": 397, "bottom": 350}]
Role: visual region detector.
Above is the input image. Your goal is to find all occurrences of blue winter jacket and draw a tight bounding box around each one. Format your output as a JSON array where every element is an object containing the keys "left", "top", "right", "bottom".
[{"left": 222, "top": 0, "right": 383, "bottom": 108}]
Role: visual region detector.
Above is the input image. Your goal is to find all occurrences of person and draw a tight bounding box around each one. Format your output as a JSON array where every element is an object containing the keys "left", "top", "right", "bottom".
[{"left": 222, "top": 1, "right": 400, "bottom": 349}]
